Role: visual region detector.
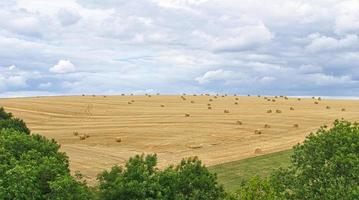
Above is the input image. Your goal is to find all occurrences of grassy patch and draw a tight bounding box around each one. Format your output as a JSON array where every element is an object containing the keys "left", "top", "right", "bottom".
[{"left": 209, "top": 149, "right": 293, "bottom": 192}]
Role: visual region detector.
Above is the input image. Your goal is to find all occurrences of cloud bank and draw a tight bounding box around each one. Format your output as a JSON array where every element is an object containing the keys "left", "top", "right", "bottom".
[{"left": 0, "top": 0, "right": 359, "bottom": 97}]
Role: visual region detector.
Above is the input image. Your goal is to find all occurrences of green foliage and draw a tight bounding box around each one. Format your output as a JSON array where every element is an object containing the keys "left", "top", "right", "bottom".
[
  {"left": 0, "top": 107, "right": 30, "bottom": 134},
  {"left": 0, "top": 129, "right": 91, "bottom": 199},
  {"left": 233, "top": 176, "right": 280, "bottom": 200},
  {"left": 98, "top": 155, "right": 226, "bottom": 200},
  {"left": 0, "top": 107, "right": 12, "bottom": 120},
  {"left": 270, "top": 120, "right": 359, "bottom": 199},
  {"left": 0, "top": 118, "right": 31, "bottom": 134}
]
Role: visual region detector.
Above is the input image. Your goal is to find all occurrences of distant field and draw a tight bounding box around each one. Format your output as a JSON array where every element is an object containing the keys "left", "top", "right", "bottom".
[
  {"left": 209, "top": 149, "right": 293, "bottom": 192},
  {"left": 0, "top": 95, "right": 357, "bottom": 184}
]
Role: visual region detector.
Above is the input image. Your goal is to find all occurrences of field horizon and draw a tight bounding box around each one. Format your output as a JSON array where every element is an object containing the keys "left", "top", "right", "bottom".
[{"left": 1, "top": 94, "right": 358, "bottom": 184}]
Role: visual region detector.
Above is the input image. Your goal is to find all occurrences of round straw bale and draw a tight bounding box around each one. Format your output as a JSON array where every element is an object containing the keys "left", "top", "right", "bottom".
[
  {"left": 264, "top": 124, "right": 270, "bottom": 128},
  {"left": 267, "top": 109, "right": 272, "bottom": 113},
  {"left": 293, "top": 124, "right": 299, "bottom": 128},
  {"left": 254, "top": 130, "right": 262, "bottom": 134},
  {"left": 254, "top": 148, "right": 262, "bottom": 153},
  {"left": 115, "top": 137, "right": 122, "bottom": 143},
  {"left": 224, "top": 109, "right": 230, "bottom": 113},
  {"left": 185, "top": 113, "right": 190, "bottom": 117},
  {"left": 276, "top": 109, "right": 282, "bottom": 113}
]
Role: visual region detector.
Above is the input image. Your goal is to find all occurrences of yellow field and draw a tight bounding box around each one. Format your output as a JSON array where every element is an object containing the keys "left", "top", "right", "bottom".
[{"left": 0, "top": 95, "right": 358, "bottom": 183}]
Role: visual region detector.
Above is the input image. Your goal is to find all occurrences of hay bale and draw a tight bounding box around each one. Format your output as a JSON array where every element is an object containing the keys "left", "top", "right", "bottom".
[
  {"left": 130, "top": 93, "right": 134, "bottom": 95},
  {"left": 275, "top": 96, "right": 278, "bottom": 98},
  {"left": 103, "top": 95, "right": 107, "bottom": 98},
  {"left": 264, "top": 124, "right": 270, "bottom": 128},
  {"left": 73, "top": 131, "right": 79, "bottom": 136},
  {"left": 254, "top": 148, "right": 262, "bottom": 153},
  {"left": 82, "top": 94, "right": 85, "bottom": 96},
  {"left": 214, "top": 96, "right": 218, "bottom": 99},
  {"left": 160, "top": 104, "right": 165, "bottom": 107},
  {"left": 208, "top": 106, "right": 212, "bottom": 110},
  {"left": 236, "top": 120, "right": 242, "bottom": 125},
  {"left": 209, "top": 99, "right": 213, "bottom": 102},
  {"left": 314, "top": 101, "right": 319, "bottom": 104},
  {"left": 190, "top": 100, "right": 195, "bottom": 103},
  {"left": 290, "top": 107, "right": 294, "bottom": 110},
  {"left": 188, "top": 144, "right": 202, "bottom": 149},
  {"left": 148, "top": 95, "right": 152, "bottom": 97},
  {"left": 131, "top": 100, "right": 135, "bottom": 102},
  {"left": 341, "top": 108, "right": 346, "bottom": 112},
  {"left": 326, "top": 106, "right": 331, "bottom": 109},
  {"left": 276, "top": 109, "right": 282, "bottom": 113},
  {"left": 318, "top": 97, "right": 322, "bottom": 101},
  {"left": 92, "top": 95, "right": 96, "bottom": 97},
  {"left": 121, "top": 94, "right": 125, "bottom": 96},
  {"left": 234, "top": 102, "right": 238, "bottom": 105},
  {"left": 182, "top": 93, "right": 186, "bottom": 96},
  {"left": 293, "top": 124, "right": 299, "bottom": 128},
  {"left": 224, "top": 109, "right": 230, "bottom": 113},
  {"left": 284, "top": 96, "right": 288, "bottom": 100},
  {"left": 267, "top": 99, "right": 271, "bottom": 102},
  {"left": 156, "top": 93, "right": 160, "bottom": 95},
  {"left": 272, "top": 99, "right": 276, "bottom": 102},
  {"left": 221, "top": 95, "right": 225, "bottom": 97},
  {"left": 84, "top": 133, "right": 90, "bottom": 138},
  {"left": 264, "top": 97, "right": 268, "bottom": 99},
  {"left": 297, "top": 98, "right": 301, "bottom": 101},
  {"left": 79, "top": 135, "right": 86, "bottom": 140},
  {"left": 128, "top": 102, "right": 132, "bottom": 104},
  {"left": 115, "top": 137, "right": 122, "bottom": 143},
  {"left": 257, "top": 95, "right": 261, "bottom": 97},
  {"left": 207, "top": 103, "right": 211, "bottom": 106},
  {"left": 185, "top": 113, "right": 190, "bottom": 117},
  {"left": 254, "top": 130, "right": 262, "bottom": 135},
  {"left": 247, "top": 94, "right": 250, "bottom": 96},
  {"left": 235, "top": 97, "right": 239, "bottom": 100},
  {"left": 267, "top": 109, "right": 272, "bottom": 113}
]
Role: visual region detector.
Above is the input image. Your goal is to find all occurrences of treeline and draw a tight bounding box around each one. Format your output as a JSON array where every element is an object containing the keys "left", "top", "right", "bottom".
[{"left": 0, "top": 107, "right": 358, "bottom": 199}]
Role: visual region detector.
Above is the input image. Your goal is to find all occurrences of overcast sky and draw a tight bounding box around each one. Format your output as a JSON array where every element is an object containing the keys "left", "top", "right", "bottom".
[{"left": 1, "top": 0, "right": 359, "bottom": 97}]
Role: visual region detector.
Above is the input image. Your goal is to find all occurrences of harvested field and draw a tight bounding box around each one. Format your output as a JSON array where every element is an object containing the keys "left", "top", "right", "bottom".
[{"left": 0, "top": 95, "right": 358, "bottom": 183}]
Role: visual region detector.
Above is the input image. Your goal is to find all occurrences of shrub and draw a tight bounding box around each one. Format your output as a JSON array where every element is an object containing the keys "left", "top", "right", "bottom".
[
  {"left": 0, "top": 107, "right": 12, "bottom": 120},
  {"left": 0, "top": 118, "right": 30, "bottom": 134},
  {"left": 97, "top": 155, "right": 226, "bottom": 200},
  {"left": 270, "top": 120, "right": 359, "bottom": 199}
]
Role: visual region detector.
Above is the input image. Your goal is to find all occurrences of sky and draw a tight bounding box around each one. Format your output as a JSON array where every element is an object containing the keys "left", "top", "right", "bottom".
[{"left": 1, "top": 0, "right": 359, "bottom": 97}]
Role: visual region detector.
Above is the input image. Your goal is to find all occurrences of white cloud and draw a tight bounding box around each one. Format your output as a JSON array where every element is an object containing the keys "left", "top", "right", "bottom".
[
  {"left": 306, "top": 34, "right": 359, "bottom": 53},
  {"left": 57, "top": 8, "right": 81, "bottom": 26},
  {"left": 195, "top": 69, "right": 231, "bottom": 84},
  {"left": 50, "top": 60, "right": 76, "bottom": 73}
]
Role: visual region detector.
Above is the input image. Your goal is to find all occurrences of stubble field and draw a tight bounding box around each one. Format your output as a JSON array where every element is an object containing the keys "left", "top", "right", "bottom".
[{"left": 1, "top": 94, "right": 357, "bottom": 184}]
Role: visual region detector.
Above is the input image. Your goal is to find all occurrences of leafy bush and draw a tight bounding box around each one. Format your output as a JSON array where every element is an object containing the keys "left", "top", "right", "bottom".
[
  {"left": 98, "top": 154, "right": 226, "bottom": 200},
  {"left": 0, "top": 107, "right": 12, "bottom": 120},
  {"left": 270, "top": 120, "right": 359, "bottom": 199},
  {"left": 0, "top": 129, "right": 92, "bottom": 199},
  {"left": 0, "top": 118, "right": 30, "bottom": 134},
  {"left": 0, "top": 107, "right": 30, "bottom": 134}
]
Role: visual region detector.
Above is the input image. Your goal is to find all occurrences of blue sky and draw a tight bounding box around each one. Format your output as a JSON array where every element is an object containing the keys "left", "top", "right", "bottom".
[{"left": 1, "top": 0, "right": 359, "bottom": 97}]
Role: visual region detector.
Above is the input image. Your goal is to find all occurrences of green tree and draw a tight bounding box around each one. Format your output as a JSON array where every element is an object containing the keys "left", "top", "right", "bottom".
[
  {"left": 98, "top": 155, "right": 226, "bottom": 200},
  {"left": 0, "top": 107, "right": 30, "bottom": 134},
  {"left": 0, "top": 129, "right": 92, "bottom": 200},
  {"left": 0, "top": 107, "right": 12, "bottom": 120},
  {"left": 270, "top": 120, "right": 359, "bottom": 199},
  {"left": 233, "top": 176, "right": 280, "bottom": 200},
  {"left": 0, "top": 118, "right": 30, "bottom": 134}
]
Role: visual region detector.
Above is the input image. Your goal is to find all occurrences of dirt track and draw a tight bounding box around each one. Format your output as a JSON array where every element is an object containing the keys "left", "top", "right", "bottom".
[{"left": 1, "top": 95, "right": 357, "bottom": 183}]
